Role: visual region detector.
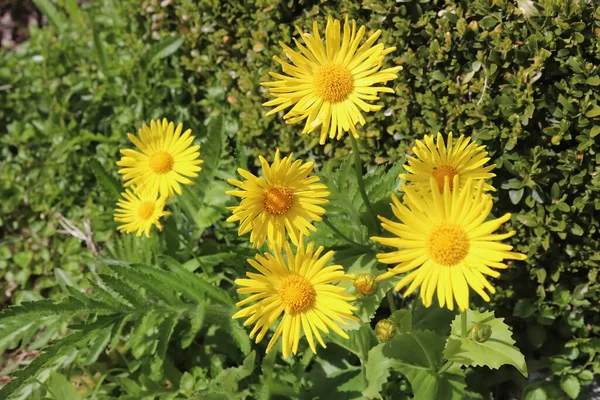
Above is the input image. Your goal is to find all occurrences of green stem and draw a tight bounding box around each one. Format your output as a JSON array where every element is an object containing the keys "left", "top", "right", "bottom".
[
  {"left": 321, "top": 216, "right": 371, "bottom": 251},
  {"left": 461, "top": 310, "right": 468, "bottom": 339},
  {"left": 387, "top": 290, "right": 397, "bottom": 313},
  {"left": 438, "top": 360, "right": 453, "bottom": 374},
  {"left": 349, "top": 134, "right": 379, "bottom": 231}
]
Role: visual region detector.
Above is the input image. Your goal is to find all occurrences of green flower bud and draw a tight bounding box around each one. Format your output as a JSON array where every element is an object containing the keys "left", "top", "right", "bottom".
[
  {"left": 472, "top": 323, "right": 492, "bottom": 343},
  {"left": 375, "top": 319, "right": 397, "bottom": 342}
]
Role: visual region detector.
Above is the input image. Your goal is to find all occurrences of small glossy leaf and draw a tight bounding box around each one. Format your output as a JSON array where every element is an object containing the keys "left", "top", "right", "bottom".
[{"left": 560, "top": 375, "right": 580, "bottom": 399}]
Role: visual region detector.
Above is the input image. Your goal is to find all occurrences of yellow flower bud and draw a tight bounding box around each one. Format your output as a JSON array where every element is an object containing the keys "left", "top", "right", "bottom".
[
  {"left": 375, "top": 319, "right": 397, "bottom": 342},
  {"left": 352, "top": 273, "right": 379, "bottom": 296}
]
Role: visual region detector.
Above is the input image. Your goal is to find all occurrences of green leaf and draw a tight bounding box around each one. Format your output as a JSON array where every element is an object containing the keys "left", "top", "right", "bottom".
[
  {"left": 327, "top": 324, "right": 378, "bottom": 361},
  {"left": 160, "top": 255, "right": 234, "bottom": 306},
  {"left": 560, "top": 375, "right": 580, "bottom": 399},
  {"left": 389, "top": 309, "right": 412, "bottom": 332},
  {"left": 585, "top": 104, "right": 600, "bottom": 118},
  {"left": 0, "top": 332, "right": 88, "bottom": 398},
  {"left": 203, "top": 351, "right": 256, "bottom": 396},
  {"left": 46, "top": 371, "right": 84, "bottom": 400},
  {"left": 98, "top": 274, "right": 148, "bottom": 309},
  {"left": 364, "top": 162, "right": 405, "bottom": 205},
  {"left": 333, "top": 249, "right": 393, "bottom": 323},
  {"left": 444, "top": 309, "right": 528, "bottom": 377},
  {"left": 107, "top": 264, "right": 181, "bottom": 306},
  {"left": 155, "top": 314, "right": 180, "bottom": 365},
  {"left": 585, "top": 76, "right": 600, "bottom": 86},
  {"left": 509, "top": 188, "right": 524, "bottom": 205},
  {"left": 90, "top": 159, "right": 120, "bottom": 200},
  {"left": 317, "top": 157, "right": 366, "bottom": 242},
  {"left": 32, "top": 0, "right": 66, "bottom": 32},
  {"left": 412, "top": 300, "right": 456, "bottom": 335},
  {"left": 364, "top": 331, "right": 469, "bottom": 399},
  {"left": 84, "top": 325, "right": 113, "bottom": 365},
  {"left": 143, "top": 34, "right": 185, "bottom": 66},
  {"left": 92, "top": 23, "right": 109, "bottom": 76},
  {"left": 181, "top": 302, "right": 206, "bottom": 349}
]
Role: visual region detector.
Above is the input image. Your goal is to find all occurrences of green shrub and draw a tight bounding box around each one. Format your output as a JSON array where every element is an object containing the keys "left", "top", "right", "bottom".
[{"left": 0, "top": 0, "right": 598, "bottom": 399}]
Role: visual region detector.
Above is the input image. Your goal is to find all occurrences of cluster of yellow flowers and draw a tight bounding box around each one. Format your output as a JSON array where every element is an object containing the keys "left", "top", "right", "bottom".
[
  {"left": 114, "top": 119, "right": 203, "bottom": 237},
  {"left": 371, "top": 133, "right": 527, "bottom": 312},
  {"left": 113, "top": 17, "right": 527, "bottom": 358}
]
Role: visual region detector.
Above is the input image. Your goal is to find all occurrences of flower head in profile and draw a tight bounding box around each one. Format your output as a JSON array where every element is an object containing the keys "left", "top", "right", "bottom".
[
  {"left": 117, "top": 119, "right": 203, "bottom": 198},
  {"left": 371, "top": 177, "right": 527, "bottom": 311},
  {"left": 400, "top": 132, "right": 496, "bottom": 194},
  {"left": 233, "top": 239, "right": 358, "bottom": 357},
  {"left": 114, "top": 189, "right": 171, "bottom": 237},
  {"left": 262, "top": 17, "right": 402, "bottom": 144},
  {"left": 226, "top": 150, "right": 329, "bottom": 250}
]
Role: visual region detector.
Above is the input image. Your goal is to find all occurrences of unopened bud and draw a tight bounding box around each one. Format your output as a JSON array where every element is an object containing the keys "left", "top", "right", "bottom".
[
  {"left": 352, "top": 274, "right": 379, "bottom": 296},
  {"left": 375, "top": 319, "right": 397, "bottom": 342},
  {"left": 472, "top": 323, "right": 492, "bottom": 343}
]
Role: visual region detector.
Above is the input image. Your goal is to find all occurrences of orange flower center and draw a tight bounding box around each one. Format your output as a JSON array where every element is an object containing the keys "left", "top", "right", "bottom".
[
  {"left": 149, "top": 151, "right": 174, "bottom": 174},
  {"left": 138, "top": 201, "right": 155, "bottom": 220},
  {"left": 427, "top": 223, "right": 469, "bottom": 266},
  {"left": 432, "top": 165, "right": 458, "bottom": 192},
  {"left": 263, "top": 186, "right": 294, "bottom": 215},
  {"left": 313, "top": 64, "right": 354, "bottom": 103},
  {"left": 279, "top": 274, "right": 316, "bottom": 313}
]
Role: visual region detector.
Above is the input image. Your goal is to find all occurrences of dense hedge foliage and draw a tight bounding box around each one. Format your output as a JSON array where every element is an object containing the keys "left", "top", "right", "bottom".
[{"left": 1, "top": 0, "right": 599, "bottom": 398}]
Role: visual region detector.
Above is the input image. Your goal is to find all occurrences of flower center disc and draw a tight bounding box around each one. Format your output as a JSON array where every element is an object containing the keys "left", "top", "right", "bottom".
[
  {"left": 138, "top": 201, "right": 155, "bottom": 220},
  {"left": 279, "top": 274, "right": 316, "bottom": 313},
  {"left": 264, "top": 186, "right": 294, "bottom": 215},
  {"left": 313, "top": 64, "right": 354, "bottom": 103},
  {"left": 427, "top": 223, "right": 470, "bottom": 266},
  {"left": 149, "top": 151, "right": 174, "bottom": 174},
  {"left": 432, "top": 165, "right": 458, "bottom": 192}
]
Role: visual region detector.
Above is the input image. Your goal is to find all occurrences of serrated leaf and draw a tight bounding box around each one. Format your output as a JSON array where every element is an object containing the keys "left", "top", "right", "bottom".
[
  {"left": 226, "top": 318, "right": 252, "bottom": 355},
  {"left": 161, "top": 255, "right": 234, "bottom": 306},
  {"left": 182, "top": 302, "right": 206, "bottom": 349},
  {"left": 363, "top": 162, "right": 405, "bottom": 204},
  {"left": 318, "top": 158, "right": 366, "bottom": 242},
  {"left": 98, "top": 274, "right": 148, "bottom": 309},
  {"left": 0, "top": 332, "right": 88, "bottom": 398},
  {"left": 444, "top": 309, "right": 528, "bottom": 377},
  {"left": 0, "top": 319, "right": 43, "bottom": 353},
  {"left": 90, "top": 159, "right": 120, "bottom": 200},
  {"left": 108, "top": 264, "right": 181, "bottom": 306},
  {"left": 84, "top": 325, "right": 112, "bottom": 365},
  {"left": 87, "top": 279, "right": 132, "bottom": 310},
  {"left": 155, "top": 314, "right": 180, "bottom": 365},
  {"left": 364, "top": 330, "right": 469, "bottom": 400}
]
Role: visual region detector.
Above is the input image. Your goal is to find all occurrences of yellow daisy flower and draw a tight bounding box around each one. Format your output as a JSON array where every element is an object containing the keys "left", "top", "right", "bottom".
[
  {"left": 114, "top": 189, "right": 171, "bottom": 237},
  {"left": 232, "top": 239, "right": 358, "bottom": 358},
  {"left": 262, "top": 17, "right": 402, "bottom": 144},
  {"left": 226, "top": 150, "right": 329, "bottom": 250},
  {"left": 371, "top": 176, "right": 527, "bottom": 311},
  {"left": 117, "top": 118, "right": 203, "bottom": 198},
  {"left": 400, "top": 132, "right": 496, "bottom": 193}
]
